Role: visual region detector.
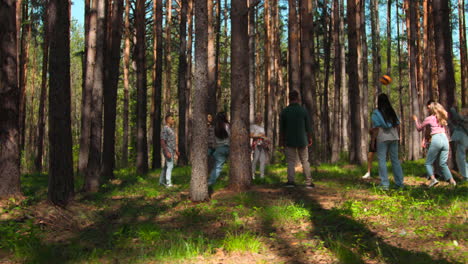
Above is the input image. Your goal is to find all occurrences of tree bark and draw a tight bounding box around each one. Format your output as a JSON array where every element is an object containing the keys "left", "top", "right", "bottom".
[
  {"left": 359, "top": 0, "right": 368, "bottom": 162},
  {"left": 178, "top": 0, "right": 189, "bottom": 166},
  {"left": 121, "top": 0, "right": 131, "bottom": 167},
  {"left": 102, "top": 0, "right": 124, "bottom": 180},
  {"left": 423, "top": 0, "right": 433, "bottom": 104},
  {"left": 190, "top": 0, "right": 209, "bottom": 201},
  {"left": 300, "top": 0, "right": 318, "bottom": 162},
  {"left": 164, "top": 0, "right": 173, "bottom": 114},
  {"left": 186, "top": 0, "right": 193, "bottom": 162},
  {"left": 331, "top": 0, "right": 341, "bottom": 162},
  {"left": 386, "top": 0, "right": 391, "bottom": 76},
  {"left": 18, "top": 0, "right": 31, "bottom": 153},
  {"left": 0, "top": 0, "right": 21, "bottom": 197},
  {"left": 433, "top": 0, "right": 455, "bottom": 109},
  {"left": 459, "top": 0, "right": 467, "bottom": 107},
  {"left": 152, "top": 0, "right": 163, "bottom": 169},
  {"left": 136, "top": 0, "right": 148, "bottom": 174},
  {"left": 249, "top": 0, "right": 256, "bottom": 123},
  {"left": 35, "top": 7, "right": 49, "bottom": 173},
  {"left": 370, "top": 0, "right": 382, "bottom": 95},
  {"left": 288, "top": 0, "right": 300, "bottom": 104},
  {"left": 229, "top": 0, "right": 251, "bottom": 191},
  {"left": 47, "top": 0, "right": 74, "bottom": 206},
  {"left": 397, "top": 0, "right": 405, "bottom": 150},
  {"left": 321, "top": 0, "right": 332, "bottom": 162},
  {"left": 406, "top": 0, "right": 421, "bottom": 160},
  {"left": 79, "top": 0, "right": 96, "bottom": 174},
  {"left": 207, "top": 0, "right": 217, "bottom": 114},
  {"left": 347, "top": 0, "right": 362, "bottom": 164},
  {"left": 84, "top": 0, "right": 106, "bottom": 192},
  {"left": 340, "top": 0, "right": 348, "bottom": 152}
]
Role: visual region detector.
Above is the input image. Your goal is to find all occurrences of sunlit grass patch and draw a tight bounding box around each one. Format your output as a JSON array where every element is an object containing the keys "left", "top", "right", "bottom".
[
  {"left": 222, "top": 231, "right": 263, "bottom": 253},
  {"left": 258, "top": 199, "right": 310, "bottom": 226}
]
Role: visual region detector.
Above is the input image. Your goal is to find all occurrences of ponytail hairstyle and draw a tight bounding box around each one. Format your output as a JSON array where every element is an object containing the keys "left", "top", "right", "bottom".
[
  {"left": 377, "top": 93, "right": 399, "bottom": 127},
  {"left": 428, "top": 102, "right": 448, "bottom": 126},
  {"left": 214, "top": 112, "right": 229, "bottom": 139}
]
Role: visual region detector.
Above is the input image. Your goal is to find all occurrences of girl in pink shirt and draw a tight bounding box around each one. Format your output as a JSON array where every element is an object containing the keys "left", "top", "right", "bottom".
[{"left": 413, "top": 102, "right": 456, "bottom": 187}]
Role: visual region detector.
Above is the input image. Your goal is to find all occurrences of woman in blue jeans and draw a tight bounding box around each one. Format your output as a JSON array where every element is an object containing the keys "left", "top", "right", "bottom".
[
  {"left": 371, "top": 94, "right": 404, "bottom": 190},
  {"left": 413, "top": 102, "right": 457, "bottom": 187},
  {"left": 208, "top": 112, "right": 230, "bottom": 186}
]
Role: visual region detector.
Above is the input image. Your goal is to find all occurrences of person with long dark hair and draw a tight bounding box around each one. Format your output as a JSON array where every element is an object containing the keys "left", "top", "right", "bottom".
[
  {"left": 208, "top": 112, "right": 230, "bottom": 186},
  {"left": 371, "top": 94, "right": 404, "bottom": 190},
  {"left": 413, "top": 102, "right": 457, "bottom": 187}
]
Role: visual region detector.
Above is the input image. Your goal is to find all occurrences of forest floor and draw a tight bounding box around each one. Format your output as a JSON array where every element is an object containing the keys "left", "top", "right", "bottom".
[{"left": 0, "top": 160, "right": 467, "bottom": 264}]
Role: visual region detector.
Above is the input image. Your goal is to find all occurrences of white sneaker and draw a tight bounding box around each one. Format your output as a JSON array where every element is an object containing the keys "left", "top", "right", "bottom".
[
  {"left": 362, "top": 172, "right": 371, "bottom": 179},
  {"left": 428, "top": 179, "right": 439, "bottom": 188}
]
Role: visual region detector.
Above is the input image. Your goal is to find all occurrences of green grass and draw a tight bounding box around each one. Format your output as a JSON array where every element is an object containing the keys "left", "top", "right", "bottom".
[
  {"left": 222, "top": 231, "right": 263, "bottom": 253},
  {"left": 1, "top": 160, "right": 466, "bottom": 263}
]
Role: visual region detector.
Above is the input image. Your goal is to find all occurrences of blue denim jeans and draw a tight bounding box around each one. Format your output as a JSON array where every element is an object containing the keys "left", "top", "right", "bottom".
[
  {"left": 159, "top": 151, "right": 174, "bottom": 186},
  {"left": 376, "top": 140, "right": 404, "bottom": 188},
  {"left": 425, "top": 133, "right": 452, "bottom": 181},
  {"left": 208, "top": 145, "right": 230, "bottom": 185},
  {"left": 453, "top": 133, "right": 468, "bottom": 180}
]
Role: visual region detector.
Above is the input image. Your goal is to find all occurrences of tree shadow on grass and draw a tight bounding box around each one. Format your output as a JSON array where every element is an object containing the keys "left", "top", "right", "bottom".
[
  {"left": 290, "top": 188, "right": 463, "bottom": 264},
  {"left": 22, "top": 194, "right": 180, "bottom": 264}
]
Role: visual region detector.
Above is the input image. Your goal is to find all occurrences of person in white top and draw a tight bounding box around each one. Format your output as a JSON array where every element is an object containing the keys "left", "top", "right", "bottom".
[{"left": 250, "top": 113, "right": 269, "bottom": 179}]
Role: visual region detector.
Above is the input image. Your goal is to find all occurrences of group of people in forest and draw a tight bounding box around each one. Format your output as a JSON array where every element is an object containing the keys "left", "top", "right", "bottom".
[
  {"left": 158, "top": 90, "right": 315, "bottom": 189},
  {"left": 158, "top": 88, "right": 467, "bottom": 191},
  {"left": 362, "top": 94, "right": 467, "bottom": 189}
]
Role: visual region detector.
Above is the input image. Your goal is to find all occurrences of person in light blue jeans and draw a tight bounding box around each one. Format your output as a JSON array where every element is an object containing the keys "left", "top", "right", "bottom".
[
  {"left": 208, "top": 112, "right": 230, "bottom": 186},
  {"left": 371, "top": 94, "right": 404, "bottom": 190},
  {"left": 413, "top": 102, "right": 456, "bottom": 187},
  {"left": 160, "top": 113, "right": 179, "bottom": 187},
  {"left": 449, "top": 106, "right": 468, "bottom": 181}
]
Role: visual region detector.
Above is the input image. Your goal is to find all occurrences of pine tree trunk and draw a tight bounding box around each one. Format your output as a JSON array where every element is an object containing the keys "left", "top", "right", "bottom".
[
  {"left": 186, "top": 0, "right": 193, "bottom": 162},
  {"left": 370, "top": 0, "right": 382, "bottom": 94},
  {"left": 164, "top": 0, "right": 173, "bottom": 114},
  {"left": 121, "top": 0, "right": 131, "bottom": 168},
  {"left": 136, "top": 0, "right": 148, "bottom": 174},
  {"left": 459, "top": 0, "right": 467, "bottom": 107},
  {"left": 177, "top": 0, "right": 189, "bottom": 166},
  {"left": 230, "top": 0, "right": 251, "bottom": 191},
  {"left": 35, "top": 7, "right": 49, "bottom": 173},
  {"left": 18, "top": 0, "right": 31, "bottom": 154},
  {"left": 331, "top": 0, "right": 341, "bottom": 162},
  {"left": 190, "top": 0, "right": 209, "bottom": 202},
  {"left": 207, "top": 0, "right": 217, "bottom": 115},
  {"left": 347, "top": 0, "right": 362, "bottom": 164},
  {"left": 321, "top": 0, "right": 332, "bottom": 162},
  {"left": 288, "top": 0, "right": 300, "bottom": 98},
  {"left": 102, "top": 0, "right": 124, "bottom": 180},
  {"left": 0, "top": 0, "right": 21, "bottom": 197},
  {"left": 152, "top": 0, "right": 163, "bottom": 169},
  {"left": 79, "top": 0, "right": 96, "bottom": 174},
  {"left": 359, "top": 0, "right": 368, "bottom": 162},
  {"left": 433, "top": 0, "right": 455, "bottom": 108},
  {"left": 386, "top": 0, "right": 391, "bottom": 76},
  {"left": 85, "top": 0, "right": 106, "bottom": 192},
  {"left": 423, "top": 0, "right": 433, "bottom": 104},
  {"left": 47, "top": 0, "right": 74, "bottom": 206},
  {"left": 416, "top": 3, "right": 424, "bottom": 113},
  {"left": 300, "top": 0, "right": 318, "bottom": 163},
  {"left": 397, "top": 0, "right": 405, "bottom": 150},
  {"left": 248, "top": 0, "right": 256, "bottom": 124},
  {"left": 406, "top": 0, "right": 421, "bottom": 160},
  {"left": 340, "top": 0, "right": 348, "bottom": 152}
]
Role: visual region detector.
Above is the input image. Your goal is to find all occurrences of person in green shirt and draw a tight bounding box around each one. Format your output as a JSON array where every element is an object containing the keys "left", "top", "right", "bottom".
[{"left": 280, "top": 90, "right": 314, "bottom": 188}]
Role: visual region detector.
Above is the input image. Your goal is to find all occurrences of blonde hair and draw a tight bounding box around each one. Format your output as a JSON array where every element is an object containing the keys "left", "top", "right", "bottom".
[{"left": 428, "top": 102, "right": 448, "bottom": 126}]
